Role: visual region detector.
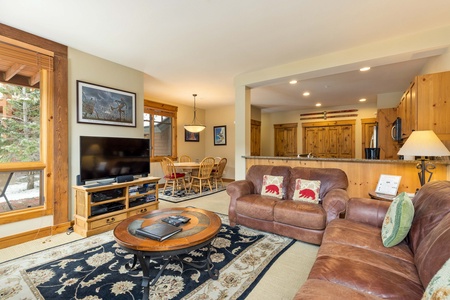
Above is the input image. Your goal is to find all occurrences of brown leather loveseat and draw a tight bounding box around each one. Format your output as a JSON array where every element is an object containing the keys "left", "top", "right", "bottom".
[
  {"left": 226, "top": 165, "right": 349, "bottom": 245},
  {"left": 294, "top": 180, "right": 450, "bottom": 299}
]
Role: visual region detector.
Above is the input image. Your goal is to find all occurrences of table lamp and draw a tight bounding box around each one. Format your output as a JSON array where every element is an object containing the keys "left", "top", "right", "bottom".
[{"left": 397, "top": 130, "right": 450, "bottom": 186}]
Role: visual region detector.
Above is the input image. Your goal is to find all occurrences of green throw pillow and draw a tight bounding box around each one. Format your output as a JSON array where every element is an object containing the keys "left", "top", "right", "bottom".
[
  {"left": 381, "top": 192, "right": 414, "bottom": 247},
  {"left": 422, "top": 257, "right": 450, "bottom": 299}
]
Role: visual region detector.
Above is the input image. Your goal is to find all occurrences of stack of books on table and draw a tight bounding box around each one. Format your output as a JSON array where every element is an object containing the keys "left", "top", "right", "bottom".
[{"left": 136, "top": 223, "right": 182, "bottom": 241}]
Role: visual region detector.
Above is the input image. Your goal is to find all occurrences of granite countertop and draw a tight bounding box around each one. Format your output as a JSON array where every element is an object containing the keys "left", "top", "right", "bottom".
[{"left": 243, "top": 156, "right": 450, "bottom": 165}]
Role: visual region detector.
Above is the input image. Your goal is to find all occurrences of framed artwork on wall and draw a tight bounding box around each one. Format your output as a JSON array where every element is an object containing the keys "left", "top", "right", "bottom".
[
  {"left": 214, "top": 125, "right": 227, "bottom": 146},
  {"left": 185, "top": 129, "right": 200, "bottom": 142},
  {"left": 76, "top": 80, "right": 136, "bottom": 127}
]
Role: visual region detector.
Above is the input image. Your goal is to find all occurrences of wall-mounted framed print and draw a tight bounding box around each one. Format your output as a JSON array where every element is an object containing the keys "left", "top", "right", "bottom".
[
  {"left": 185, "top": 129, "right": 200, "bottom": 142},
  {"left": 77, "top": 80, "right": 136, "bottom": 127},
  {"left": 214, "top": 125, "right": 227, "bottom": 146}
]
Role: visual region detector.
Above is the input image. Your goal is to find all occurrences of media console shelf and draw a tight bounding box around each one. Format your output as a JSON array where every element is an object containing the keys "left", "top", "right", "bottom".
[{"left": 73, "top": 176, "right": 160, "bottom": 237}]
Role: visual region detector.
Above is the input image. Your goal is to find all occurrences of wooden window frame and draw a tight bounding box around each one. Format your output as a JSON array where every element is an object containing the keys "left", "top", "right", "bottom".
[
  {"left": 0, "top": 24, "right": 68, "bottom": 225},
  {"left": 144, "top": 100, "right": 178, "bottom": 163}
]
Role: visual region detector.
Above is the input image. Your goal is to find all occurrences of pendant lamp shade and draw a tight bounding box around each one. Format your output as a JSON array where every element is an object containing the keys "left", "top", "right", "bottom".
[{"left": 184, "top": 94, "right": 205, "bottom": 133}]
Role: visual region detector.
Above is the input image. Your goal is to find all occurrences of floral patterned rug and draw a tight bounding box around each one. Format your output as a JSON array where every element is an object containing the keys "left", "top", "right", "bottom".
[
  {"left": 158, "top": 187, "right": 226, "bottom": 203},
  {"left": 0, "top": 215, "right": 294, "bottom": 299}
]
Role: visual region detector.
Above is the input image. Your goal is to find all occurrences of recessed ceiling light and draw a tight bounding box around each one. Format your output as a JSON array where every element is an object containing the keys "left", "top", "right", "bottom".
[
  {"left": 315, "top": 103, "right": 321, "bottom": 107},
  {"left": 303, "top": 91, "right": 310, "bottom": 96},
  {"left": 359, "top": 98, "right": 367, "bottom": 102},
  {"left": 360, "top": 67, "right": 371, "bottom": 72},
  {"left": 289, "top": 80, "right": 298, "bottom": 84}
]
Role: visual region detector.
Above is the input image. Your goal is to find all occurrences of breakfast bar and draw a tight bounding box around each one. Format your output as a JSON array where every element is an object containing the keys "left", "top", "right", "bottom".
[{"left": 244, "top": 156, "right": 450, "bottom": 198}]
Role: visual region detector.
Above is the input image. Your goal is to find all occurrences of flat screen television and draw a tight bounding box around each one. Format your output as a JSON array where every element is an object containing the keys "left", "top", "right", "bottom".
[{"left": 79, "top": 136, "right": 150, "bottom": 184}]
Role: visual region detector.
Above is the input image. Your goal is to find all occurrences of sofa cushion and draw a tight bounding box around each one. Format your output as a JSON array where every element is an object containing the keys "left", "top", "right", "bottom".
[
  {"left": 245, "top": 165, "right": 291, "bottom": 199},
  {"left": 293, "top": 179, "right": 320, "bottom": 203},
  {"left": 287, "top": 167, "right": 348, "bottom": 200},
  {"left": 422, "top": 257, "right": 450, "bottom": 300},
  {"left": 381, "top": 192, "right": 414, "bottom": 247},
  {"left": 274, "top": 200, "right": 326, "bottom": 230},
  {"left": 261, "top": 175, "right": 284, "bottom": 199},
  {"left": 235, "top": 194, "right": 277, "bottom": 221}
]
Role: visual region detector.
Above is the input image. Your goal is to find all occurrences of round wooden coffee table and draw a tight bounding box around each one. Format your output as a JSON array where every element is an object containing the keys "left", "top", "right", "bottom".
[{"left": 113, "top": 207, "right": 222, "bottom": 299}]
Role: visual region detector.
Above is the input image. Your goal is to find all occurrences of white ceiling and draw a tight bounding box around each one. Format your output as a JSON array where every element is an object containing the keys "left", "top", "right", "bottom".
[{"left": 2, "top": 0, "right": 450, "bottom": 111}]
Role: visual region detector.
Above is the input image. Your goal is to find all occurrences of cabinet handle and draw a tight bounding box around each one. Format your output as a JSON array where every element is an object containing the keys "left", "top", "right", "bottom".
[
  {"left": 140, "top": 208, "right": 147, "bottom": 213},
  {"left": 107, "top": 217, "right": 115, "bottom": 223}
]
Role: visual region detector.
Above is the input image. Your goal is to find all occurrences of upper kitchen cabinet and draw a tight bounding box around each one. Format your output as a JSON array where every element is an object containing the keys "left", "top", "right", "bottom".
[
  {"left": 396, "top": 71, "right": 450, "bottom": 149},
  {"left": 397, "top": 78, "right": 418, "bottom": 140},
  {"left": 416, "top": 71, "right": 450, "bottom": 150}
]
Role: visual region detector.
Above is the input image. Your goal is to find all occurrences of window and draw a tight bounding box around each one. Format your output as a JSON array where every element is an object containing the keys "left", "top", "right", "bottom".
[
  {"left": 0, "top": 83, "right": 44, "bottom": 213},
  {"left": 144, "top": 100, "right": 178, "bottom": 161},
  {"left": 0, "top": 25, "right": 68, "bottom": 226}
]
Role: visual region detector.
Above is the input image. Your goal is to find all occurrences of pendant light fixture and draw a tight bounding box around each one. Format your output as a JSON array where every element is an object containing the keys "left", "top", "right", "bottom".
[{"left": 184, "top": 93, "right": 206, "bottom": 133}]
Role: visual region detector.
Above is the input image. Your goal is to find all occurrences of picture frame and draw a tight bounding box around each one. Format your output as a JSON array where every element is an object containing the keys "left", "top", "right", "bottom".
[
  {"left": 76, "top": 80, "right": 136, "bottom": 127},
  {"left": 185, "top": 129, "right": 200, "bottom": 142},
  {"left": 214, "top": 125, "right": 227, "bottom": 146}
]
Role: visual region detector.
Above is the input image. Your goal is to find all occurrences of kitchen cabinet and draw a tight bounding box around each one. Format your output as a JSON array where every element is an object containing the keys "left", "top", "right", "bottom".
[
  {"left": 303, "top": 121, "right": 355, "bottom": 158},
  {"left": 416, "top": 71, "right": 450, "bottom": 150}
]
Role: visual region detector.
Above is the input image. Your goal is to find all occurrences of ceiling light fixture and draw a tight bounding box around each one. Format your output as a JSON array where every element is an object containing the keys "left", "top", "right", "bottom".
[
  {"left": 184, "top": 94, "right": 206, "bottom": 133},
  {"left": 359, "top": 98, "right": 367, "bottom": 102},
  {"left": 315, "top": 103, "right": 322, "bottom": 107},
  {"left": 303, "top": 91, "right": 310, "bottom": 96},
  {"left": 289, "top": 80, "right": 298, "bottom": 84},
  {"left": 360, "top": 67, "right": 371, "bottom": 72}
]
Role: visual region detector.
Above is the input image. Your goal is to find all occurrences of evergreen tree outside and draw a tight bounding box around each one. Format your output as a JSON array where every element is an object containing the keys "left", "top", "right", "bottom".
[{"left": 0, "top": 83, "right": 41, "bottom": 204}]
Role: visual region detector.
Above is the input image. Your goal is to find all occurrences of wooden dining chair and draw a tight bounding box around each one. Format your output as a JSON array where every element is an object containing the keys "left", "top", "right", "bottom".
[
  {"left": 160, "top": 157, "right": 186, "bottom": 196},
  {"left": 211, "top": 157, "right": 227, "bottom": 190},
  {"left": 189, "top": 156, "right": 215, "bottom": 194},
  {"left": 179, "top": 155, "right": 192, "bottom": 162}
]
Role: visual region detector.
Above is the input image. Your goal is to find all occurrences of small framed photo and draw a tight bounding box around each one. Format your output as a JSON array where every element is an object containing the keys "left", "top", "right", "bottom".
[
  {"left": 214, "top": 125, "right": 227, "bottom": 146},
  {"left": 185, "top": 129, "right": 200, "bottom": 142},
  {"left": 77, "top": 80, "right": 136, "bottom": 127}
]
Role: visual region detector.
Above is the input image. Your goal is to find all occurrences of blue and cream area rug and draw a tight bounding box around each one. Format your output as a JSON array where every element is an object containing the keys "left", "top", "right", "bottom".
[
  {"left": 0, "top": 215, "right": 294, "bottom": 299},
  {"left": 158, "top": 187, "right": 227, "bottom": 203}
]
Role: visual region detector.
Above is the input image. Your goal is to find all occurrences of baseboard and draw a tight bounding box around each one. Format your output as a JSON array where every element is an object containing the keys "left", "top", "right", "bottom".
[{"left": 0, "top": 221, "right": 74, "bottom": 249}]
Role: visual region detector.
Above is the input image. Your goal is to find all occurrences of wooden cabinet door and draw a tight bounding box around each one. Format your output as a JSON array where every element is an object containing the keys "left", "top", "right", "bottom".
[
  {"left": 274, "top": 123, "right": 298, "bottom": 156},
  {"left": 302, "top": 120, "right": 355, "bottom": 158},
  {"left": 327, "top": 127, "right": 339, "bottom": 157},
  {"left": 250, "top": 119, "right": 261, "bottom": 156},
  {"left": 417, "top": 71, "right": 450, "bottom": 149},
  {"left": 339, "top": 125, "right": 353, "bottom": 158}
]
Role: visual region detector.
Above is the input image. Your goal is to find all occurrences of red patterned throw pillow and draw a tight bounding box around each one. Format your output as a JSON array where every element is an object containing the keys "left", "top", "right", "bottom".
[
  {"left": 293, "top": 179, "right": 321, "bottom": 203},
  {"left": 261, "top": 175, "right": 284, "bottom": 199}
]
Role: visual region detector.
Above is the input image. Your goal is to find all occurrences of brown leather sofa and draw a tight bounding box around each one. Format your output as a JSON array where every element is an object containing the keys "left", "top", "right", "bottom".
[
  {"left": 226, "top": 165, "right": 349, "bottom": 245},
  {"left": 294, "top": 180, "right": 450, "bottom": 299}
]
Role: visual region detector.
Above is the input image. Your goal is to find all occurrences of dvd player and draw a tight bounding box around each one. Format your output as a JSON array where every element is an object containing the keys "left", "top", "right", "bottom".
[{"left": 91, "top": 202, "right": 125, "bottom": 217}]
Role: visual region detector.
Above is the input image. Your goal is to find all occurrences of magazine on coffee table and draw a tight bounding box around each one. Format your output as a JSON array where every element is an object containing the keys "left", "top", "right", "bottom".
[{"left": 136, "top": 223, "right": 182, "bottom": 241}]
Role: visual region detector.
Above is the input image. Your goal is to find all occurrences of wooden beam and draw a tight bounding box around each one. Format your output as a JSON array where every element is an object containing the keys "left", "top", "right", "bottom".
[
  {"left": 4, "top": 62, "right": 25, "bottom": 81},
  {"left": 29, "top": 70, "right": 40, "bottom": 86}
]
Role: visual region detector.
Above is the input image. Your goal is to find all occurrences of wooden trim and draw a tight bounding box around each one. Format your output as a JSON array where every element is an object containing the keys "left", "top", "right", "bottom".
[
  {"left": 302, "top": 119, "right": 356, "bottom": 127},
  {"left": 274, "top": 123, "right": 297, "bottom": 129},
  {"left": 144, "top": 99, "right": 178, "bottom": 113},
  {"left": 0, "top": 221, "right": 73, "bottom": 249},
  {"left": 0, "top": 24, "right": 69, "bottom": 227}
]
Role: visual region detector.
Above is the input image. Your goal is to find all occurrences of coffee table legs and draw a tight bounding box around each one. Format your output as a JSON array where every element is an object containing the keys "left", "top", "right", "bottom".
[{"left": 127, "top": 242, "right": 219, "bottom": 300}]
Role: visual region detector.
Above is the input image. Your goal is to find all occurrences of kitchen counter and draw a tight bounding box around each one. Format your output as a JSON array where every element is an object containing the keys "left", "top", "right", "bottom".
[{"left": 243, "top": 156, "right": 450, "bottom": 198}]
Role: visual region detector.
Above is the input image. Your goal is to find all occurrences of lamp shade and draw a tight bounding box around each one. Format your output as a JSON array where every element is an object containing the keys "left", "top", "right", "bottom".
[
  {"left": 398, "top": 130, "right": 450, "bottom": 157},
  {"left": 184, "top": 124, "right": 206, "bottom": 133},
  {"left": 184, "top": 93, "right": 205, "bottom": 133}
]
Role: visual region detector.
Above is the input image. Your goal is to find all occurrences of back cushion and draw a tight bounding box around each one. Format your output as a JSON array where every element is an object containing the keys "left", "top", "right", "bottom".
[
  {"left": 408, "top": 181, "right": 450, "bottom": 254},
  {"left": 287, "top": 167, "right": 348, "bottom": 200},
  {"left": 245, "top": 165, "right": 291, "bottom": 199},
  {"left": 414, "top": 214, "right": 450, "bottom": 288}
]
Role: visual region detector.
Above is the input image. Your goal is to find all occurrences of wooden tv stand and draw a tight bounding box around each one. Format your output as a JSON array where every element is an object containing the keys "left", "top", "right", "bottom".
[{"left": 73, "top": 177, "right": 160, "bottom": 237}]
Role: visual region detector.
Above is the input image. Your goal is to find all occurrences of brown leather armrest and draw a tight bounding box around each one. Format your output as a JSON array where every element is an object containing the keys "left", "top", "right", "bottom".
[
  {"left": 226, "top": 180, "right": 254, "bottom": 226},
  {"left": 345, "top": 197, "right": 391, "bottom": 228},
  {"left": 322, "top": 189, "right": 349, "bottom": 224}
]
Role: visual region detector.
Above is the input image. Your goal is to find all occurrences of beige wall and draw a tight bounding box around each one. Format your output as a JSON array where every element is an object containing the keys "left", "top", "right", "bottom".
[
  {"left": 68, "top": 48, "right": 145, "bottom": 218},
  {"left": 205, "top": 105, "right": 235, "bottom": 179}
]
